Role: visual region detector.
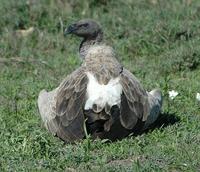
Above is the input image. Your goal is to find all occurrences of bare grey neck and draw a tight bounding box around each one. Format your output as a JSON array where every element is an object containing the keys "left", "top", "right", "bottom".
[{"left": 79, "top": 31, "right": 103, "bottom": 59}]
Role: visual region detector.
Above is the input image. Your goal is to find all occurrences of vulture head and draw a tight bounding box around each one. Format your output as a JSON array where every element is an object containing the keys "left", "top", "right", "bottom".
[{"left": 64, "top": 19, "right": 102, "bottom": 39}]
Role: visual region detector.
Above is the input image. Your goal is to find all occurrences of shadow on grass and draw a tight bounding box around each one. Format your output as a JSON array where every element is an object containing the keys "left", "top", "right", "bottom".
[
  {"left": 140, "top": 112, "right": 181, "bottom": 135},
  {"left": 87, "top": 112, "right": 181, "bottom": 143}
]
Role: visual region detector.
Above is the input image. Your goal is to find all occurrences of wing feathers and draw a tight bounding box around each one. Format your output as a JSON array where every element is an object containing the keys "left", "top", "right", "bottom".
[
  {"left": 45, "top": 67, "right": 88, "bottom": 142},
  {"left": 120, "top": 93, "right": 138, "bottom": 129},
  {"left": 120, "top": 69, "right": 150, "bottom": 129}
]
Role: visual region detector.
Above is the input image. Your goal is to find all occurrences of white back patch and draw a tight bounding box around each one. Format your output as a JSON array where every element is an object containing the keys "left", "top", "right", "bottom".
[{"left": 84, "top": 72, "right": 122, "bottom": 111}]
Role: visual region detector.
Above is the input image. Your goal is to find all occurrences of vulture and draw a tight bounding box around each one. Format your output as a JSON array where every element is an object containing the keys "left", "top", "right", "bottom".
[{"left": 38, "top": 19, "right": 162, "bottom": 143}]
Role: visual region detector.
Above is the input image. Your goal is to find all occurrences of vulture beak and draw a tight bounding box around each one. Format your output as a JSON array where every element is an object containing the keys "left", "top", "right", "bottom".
[{"left": 64, "top": 24, "right": 77, "bottom": 36}]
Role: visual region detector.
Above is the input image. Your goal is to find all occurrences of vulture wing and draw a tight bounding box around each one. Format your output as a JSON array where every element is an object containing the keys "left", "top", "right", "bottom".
[
  {"left": 119, "top": 68, "right": 150, "bottom": 130},
  {"left": 39, "top": 67, "right": 88, "bottom": 143}
]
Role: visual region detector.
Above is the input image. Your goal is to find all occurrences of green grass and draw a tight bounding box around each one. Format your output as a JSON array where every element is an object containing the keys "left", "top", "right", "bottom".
[{"left": 0, "top": 0, "right": 200, "bottom": 171}]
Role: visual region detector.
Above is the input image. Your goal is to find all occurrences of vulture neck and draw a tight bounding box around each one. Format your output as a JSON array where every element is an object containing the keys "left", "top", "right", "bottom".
[{"left": 79, "top": 31, "right": 103, "bottom": 59}]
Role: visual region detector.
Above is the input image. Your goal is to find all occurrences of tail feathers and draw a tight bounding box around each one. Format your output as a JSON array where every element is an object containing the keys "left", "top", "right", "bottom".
[
  {"left": 143, "top": 88, "right": 163, "bottom": 130},
  {"left": 149, "top": 88, "right": 163, "bottom": 106}
]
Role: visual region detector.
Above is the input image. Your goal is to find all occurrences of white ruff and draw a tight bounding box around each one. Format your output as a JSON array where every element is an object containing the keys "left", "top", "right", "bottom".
[{"left": 84, "top": 72, "right": 122, "bottom": 110}]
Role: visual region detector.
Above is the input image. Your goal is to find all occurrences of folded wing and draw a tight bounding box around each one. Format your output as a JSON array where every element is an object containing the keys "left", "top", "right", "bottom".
[{"left": 119, "top": 68, "right": 150, "bottom": 129}]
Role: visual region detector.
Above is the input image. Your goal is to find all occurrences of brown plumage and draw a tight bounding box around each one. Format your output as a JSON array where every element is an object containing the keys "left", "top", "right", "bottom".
[{"left": 38, "top": 19, "right": 162, "bottom": 143}]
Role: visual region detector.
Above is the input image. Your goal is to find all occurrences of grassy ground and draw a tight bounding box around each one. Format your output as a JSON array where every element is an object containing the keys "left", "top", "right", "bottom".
[{"left": 0, "top": 0, "right": 200, "bottom": 171}]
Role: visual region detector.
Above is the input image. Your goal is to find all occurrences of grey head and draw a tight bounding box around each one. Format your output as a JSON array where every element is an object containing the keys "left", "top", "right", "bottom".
[
  {"left": 64, "top": 19, "right": 103, "bottom": 59},
  {"left": 64, "top": 19, "right": 102, "bottom": 39}
]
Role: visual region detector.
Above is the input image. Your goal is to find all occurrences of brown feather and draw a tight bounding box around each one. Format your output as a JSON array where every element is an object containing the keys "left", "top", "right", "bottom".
[
  {"left": 119, "top": 68, "right": 150, "bottom": 129},
  {"left": 44, "top": 67, "right": 88, "bottom": 142}
]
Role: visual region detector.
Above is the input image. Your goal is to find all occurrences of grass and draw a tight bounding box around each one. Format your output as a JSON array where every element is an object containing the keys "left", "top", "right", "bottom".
[{"left": 0, "top": 0, "right": 200, "bottom": 171}]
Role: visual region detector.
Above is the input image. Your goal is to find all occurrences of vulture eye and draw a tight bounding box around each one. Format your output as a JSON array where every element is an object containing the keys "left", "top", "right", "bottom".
[{"left": 80, "top": 23, "right": 89, "bottom": 28}]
